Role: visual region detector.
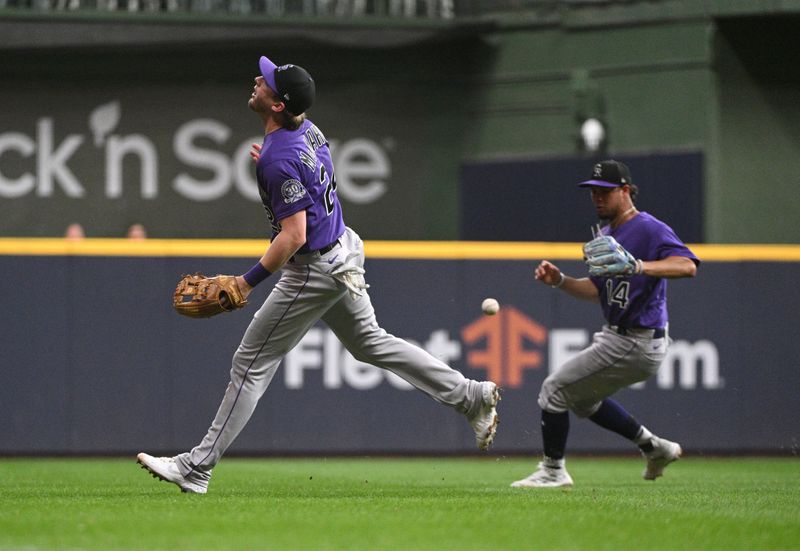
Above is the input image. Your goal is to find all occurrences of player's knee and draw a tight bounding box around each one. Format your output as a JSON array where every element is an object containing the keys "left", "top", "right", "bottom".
[
  {"left": 539, "top": 397, "right": 568, "bottom": 414},
  {"left": 348, "top": 348, "right": 372, "bottom": 364},
  {"left": 230, "top": 349, "right": 250, "bottom": 378},
  {"left": 538, "top": 382, "right": 568, "bottom": 413},
  {"left": 344, "top": 329, "right": 389, "bottom": 364},
  {"left": 231, "top": 346, "right": 274, "bottom": 376},
  {"left": 343, "top": 337, "right": 375, "bottom": 363}
]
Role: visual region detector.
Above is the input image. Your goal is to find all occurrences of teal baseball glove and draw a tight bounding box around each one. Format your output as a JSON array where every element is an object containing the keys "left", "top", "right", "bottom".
[{"left": 583, "top": 235, "right": 643, "bottom": 277}]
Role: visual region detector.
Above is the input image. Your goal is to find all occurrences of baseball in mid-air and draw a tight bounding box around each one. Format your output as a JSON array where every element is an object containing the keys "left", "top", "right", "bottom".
[{"left": 481, "top": 298, "right": 500, "bottom": 316}]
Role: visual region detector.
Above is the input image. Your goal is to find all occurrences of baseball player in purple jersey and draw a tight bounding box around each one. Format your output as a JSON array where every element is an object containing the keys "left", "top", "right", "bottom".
[
  {"left": 137, "top": 55, "right": 499, "bottom": 494},
  {"left": 511, "top": 160, "right": 698, "bottom": 488}
]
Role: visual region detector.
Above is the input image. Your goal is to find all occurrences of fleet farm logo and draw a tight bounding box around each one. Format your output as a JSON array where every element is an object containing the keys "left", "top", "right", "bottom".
[
  {"left": 280, "top": 306, "right": 722, "bottom": 391},
  {"left": 461, "top": 306, "right": 546, "bottom": 388}
]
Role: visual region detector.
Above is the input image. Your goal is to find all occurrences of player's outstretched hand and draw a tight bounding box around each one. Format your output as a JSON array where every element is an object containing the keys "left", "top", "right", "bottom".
[
  {"left": 534, "top": 260, "right": 563, "bottom": 286},
  {"left": 249, "top": 142, "right": 262, "bottom": 163}
]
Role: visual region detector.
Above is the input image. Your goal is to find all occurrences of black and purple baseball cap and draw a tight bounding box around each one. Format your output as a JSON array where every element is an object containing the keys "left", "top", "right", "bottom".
[
  {"left": 578, "top": 160, "right": 633, "bottom": 188},
  {"left": 259, "top": 55, "right": 315, "bottom": 116}
]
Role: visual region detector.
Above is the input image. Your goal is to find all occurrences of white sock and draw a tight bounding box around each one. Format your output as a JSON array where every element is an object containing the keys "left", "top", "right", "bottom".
[
  {"left": 634, "top": 426, "right": 654, "bottom": 446},
  {"left": 543, "top": 456, "right": 565, "bottom": 469}
]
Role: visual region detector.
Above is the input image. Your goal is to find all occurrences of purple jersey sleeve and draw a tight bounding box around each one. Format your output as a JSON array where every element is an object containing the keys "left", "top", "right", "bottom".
[
  {"left": 259, "top": 159, "right": 314, "bottom": 221},
  {"left": 255, "top": 119, "right": 345, "bottom": 253},
  {"left": 589, "top": 212, "right": 699, "bottom": 329}
]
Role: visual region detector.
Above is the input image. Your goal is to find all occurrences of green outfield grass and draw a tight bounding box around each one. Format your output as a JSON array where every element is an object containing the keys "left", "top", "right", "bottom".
[{"left": 0, "top": 457, "right": 798, "bottom": 550}]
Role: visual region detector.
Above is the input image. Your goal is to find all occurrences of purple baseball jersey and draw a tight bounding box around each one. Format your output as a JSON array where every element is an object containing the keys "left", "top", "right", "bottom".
[
  {"left": 255, "top": 119, "right": 345, "bottom": 253},
  {"left": 590, "top": 212, "right": 699, "bottom": 329}
]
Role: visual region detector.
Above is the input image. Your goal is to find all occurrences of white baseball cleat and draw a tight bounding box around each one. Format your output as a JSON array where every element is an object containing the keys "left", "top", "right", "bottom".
[
  {"left": 136, "top": 452, "right": 208, "bottom": 494},
  {"left": 468, "top": 381, "right": 500, "bottom": 451},
  {"left": 511, "top": 462, "right": 574, "bottom": 488},
  {"left": 642, "top": 436, "right": 682, "bottom": 480}
]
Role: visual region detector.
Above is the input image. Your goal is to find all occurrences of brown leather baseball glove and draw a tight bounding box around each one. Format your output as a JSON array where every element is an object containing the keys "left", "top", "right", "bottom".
[{"left": 173, "top": 273, "right": 247, "bottom": 318}]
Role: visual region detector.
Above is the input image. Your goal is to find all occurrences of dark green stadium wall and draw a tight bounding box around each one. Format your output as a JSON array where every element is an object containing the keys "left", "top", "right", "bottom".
[
  {"left": 463, "top": 20, "right": 718, "bottom": 243},
  {"left": 466, "top": 21, "right": 713, "bottom": 159},
  {"left": 711, "top": 17, "right": 800, "bottom": 243},
  {"left": 1, "top": 12, "right": 798, "bottom": 242},
  {"left": 445, "top": 15, "right": 799, "bottom": 243}
]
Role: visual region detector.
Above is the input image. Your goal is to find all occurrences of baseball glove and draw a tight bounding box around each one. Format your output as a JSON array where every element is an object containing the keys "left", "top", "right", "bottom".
[
  {"left": 583, "top": 235, "right": 642, "bottom": 277},
  {"left": 173, "top": 273, "right": 248, "bottom": 318}
]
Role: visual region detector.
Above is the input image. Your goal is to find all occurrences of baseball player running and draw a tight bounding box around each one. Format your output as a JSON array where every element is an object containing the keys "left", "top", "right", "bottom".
[
  {"left": 511, "top": 160, "right": 698, "bottom": 488},
  {"left": 137, "top": 55, "right": 499, "bottom": 494}
]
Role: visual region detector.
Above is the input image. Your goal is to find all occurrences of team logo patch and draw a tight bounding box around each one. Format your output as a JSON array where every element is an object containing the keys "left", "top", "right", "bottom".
[{"left": 281, "top": 179, "right": 307, "bottom": 204}]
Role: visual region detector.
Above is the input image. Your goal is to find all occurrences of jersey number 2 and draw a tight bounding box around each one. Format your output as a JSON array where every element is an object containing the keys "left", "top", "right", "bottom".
[
  {"left": 321, "top": 165, "right": 337, "bottom": 215},
  {"left": 605, "top": 280, "right": 630, "bottom": 309}
]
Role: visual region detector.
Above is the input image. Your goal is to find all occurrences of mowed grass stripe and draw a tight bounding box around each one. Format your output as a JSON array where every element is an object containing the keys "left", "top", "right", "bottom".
[{"left": 0, "top": 457, "right": 798, "bottom": 551}]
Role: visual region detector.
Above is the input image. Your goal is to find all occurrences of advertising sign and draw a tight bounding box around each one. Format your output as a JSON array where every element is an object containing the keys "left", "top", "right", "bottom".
[{"left": 2, "top": 252, "right": 797, "bottom": 455}]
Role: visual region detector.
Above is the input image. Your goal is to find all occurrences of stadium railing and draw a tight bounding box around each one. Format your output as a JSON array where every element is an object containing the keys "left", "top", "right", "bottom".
[{"left": 0, "top": 0, "right": 629, "bottom": 19}]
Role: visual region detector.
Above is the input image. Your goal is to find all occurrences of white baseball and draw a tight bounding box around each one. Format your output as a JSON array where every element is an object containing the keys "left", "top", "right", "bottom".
[{"left": 481, "top": 298, "right": 500, "bottom": 316}]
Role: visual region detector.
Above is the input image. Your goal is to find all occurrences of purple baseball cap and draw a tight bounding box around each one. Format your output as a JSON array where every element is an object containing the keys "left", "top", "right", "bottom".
[
  {"left": 578, "top": 160, "right": 633, "bottom": 188},
  {"left": 259, "top": 56, "right": 280, "bottom": 95},
  {"left": 259, "top": 55, "right": 315, "bottom": 115}
]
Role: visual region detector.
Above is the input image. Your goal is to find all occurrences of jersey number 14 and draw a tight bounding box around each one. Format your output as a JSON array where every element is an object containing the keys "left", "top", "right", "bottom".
[{"left": 605, "top": 279, "right": 630, "bottom": 309}]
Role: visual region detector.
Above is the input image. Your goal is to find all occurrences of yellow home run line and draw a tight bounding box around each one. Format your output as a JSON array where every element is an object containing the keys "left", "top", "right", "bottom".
[{"left": 0, "top": 238, "right": 799, "bottom": 261}]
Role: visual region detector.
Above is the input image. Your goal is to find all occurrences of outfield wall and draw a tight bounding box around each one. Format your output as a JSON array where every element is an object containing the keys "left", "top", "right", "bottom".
[
  {"left": 1, "top": 240, "right": 798, "bottom": 455},
  {"left": 4, "top": 14, "right": 800, "bottom": 244}
]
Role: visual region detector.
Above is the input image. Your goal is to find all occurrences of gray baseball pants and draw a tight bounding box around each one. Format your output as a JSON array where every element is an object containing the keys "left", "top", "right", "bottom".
[
  {"left": 538, "top": 325, "right": 668, "bottom": 418},
  {"left": 176, "top": 227, "right": 484, "bottom": 477}
]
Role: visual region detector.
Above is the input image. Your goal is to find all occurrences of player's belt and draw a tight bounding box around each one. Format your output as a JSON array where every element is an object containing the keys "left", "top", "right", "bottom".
[
  {"left": 610, "top": 325, "right": 666, "bottom": 339},
  {"left": 316, "top": 239, "right": 341, "bottom": 255},
  {"left": 289, "top": 239, "right": 341, "bottom": 264}
]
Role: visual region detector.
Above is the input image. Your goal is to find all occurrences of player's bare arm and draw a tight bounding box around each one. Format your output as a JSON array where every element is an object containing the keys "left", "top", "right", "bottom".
[
  {"left": 640, "top": 255, "right": 697, "bottom": 279},
  {"left": 235, "top": 210, "right": 307, "bottom": 296},
  {"left": 535, "top": 260, "right": 599, "bottom": 301}
]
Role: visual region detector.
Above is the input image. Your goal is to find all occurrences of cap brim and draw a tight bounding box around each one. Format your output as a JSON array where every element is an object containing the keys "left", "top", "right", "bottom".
[
  {"left": 578, "top": 180, "right": 623, "bottom": 188},
  {"left": 259, "top": 56, "right": 279, "bottom": 95}
]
